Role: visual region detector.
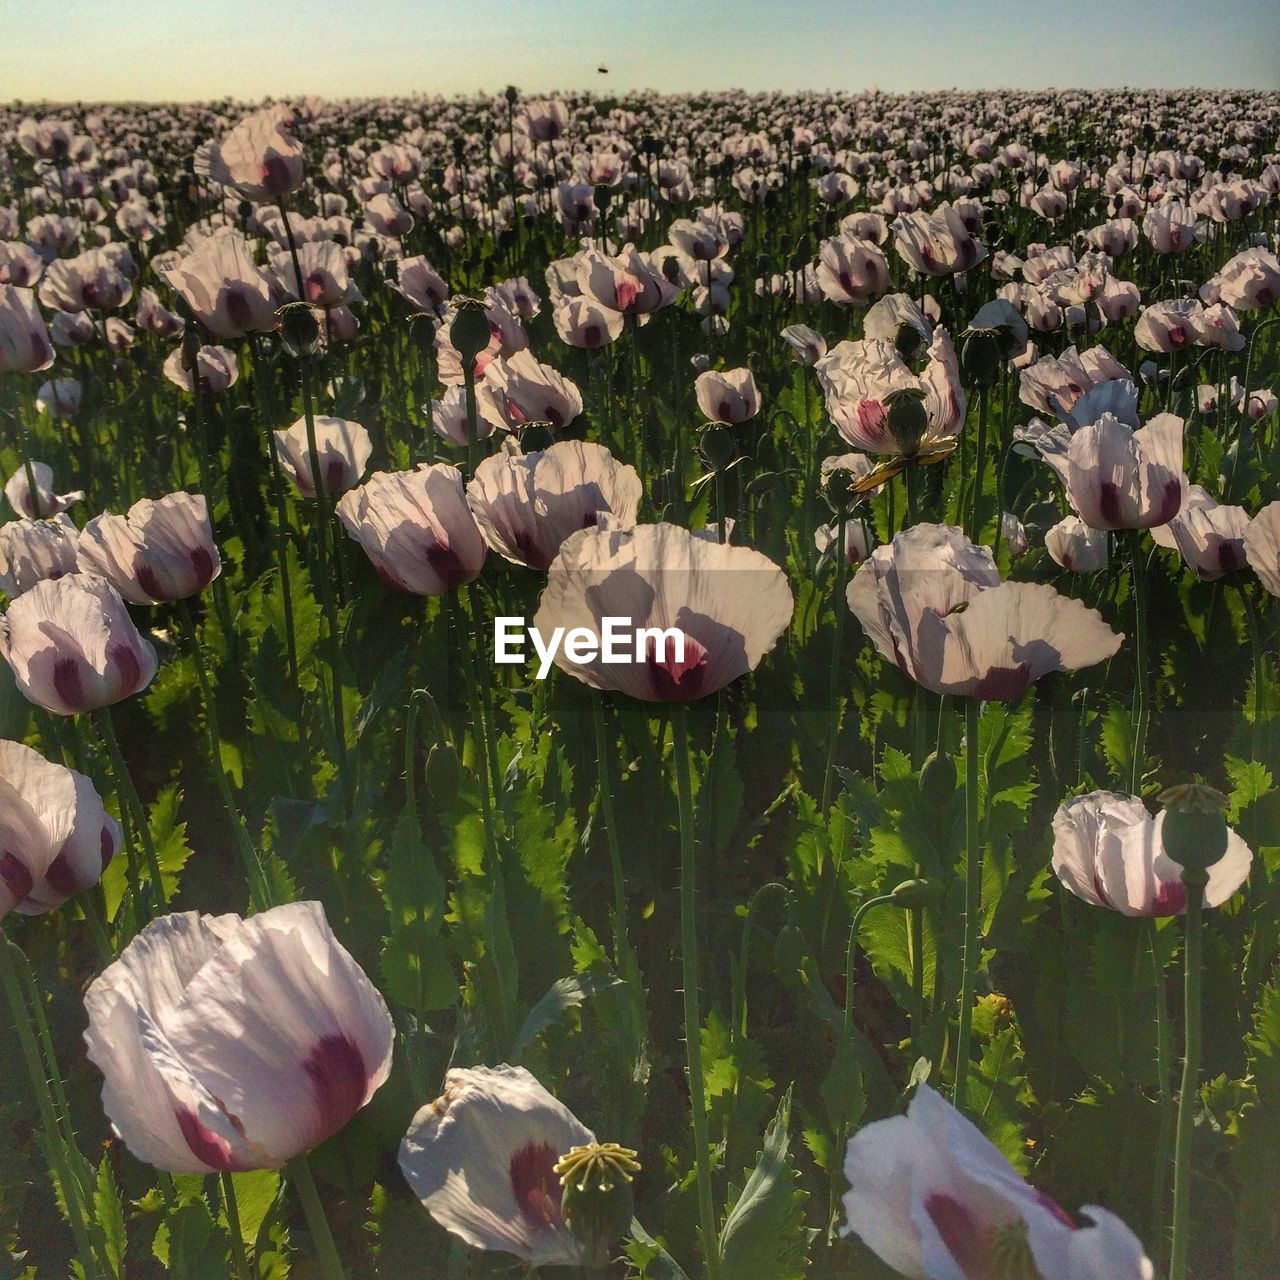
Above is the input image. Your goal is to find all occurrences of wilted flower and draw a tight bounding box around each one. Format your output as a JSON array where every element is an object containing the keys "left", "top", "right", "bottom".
[
  {"left": 77, "top": 493, "right": 221, "bottom": 605},
  {"left": 399, "top": 1064, "right": 594, "bottom": 1267},
  {"left": 0, "top": 574, "right": 158, "bottom": 715},
  {"left": 0, "top": 739, "right": 120, "bottom": 918},
  {"left": 847, "top": 523, "right": 1121, "bottom": 699},
  {"left": 274, "top": 416, "right": 373, "bottom": 497},
  {"left": 816, "top": 331, "right": 964, "bottom": 455},
  {"left": 532, "top": 522, "right": 794, "bottom": 701},
  {"left": 841, "top": 1083, "right": 1154, "bottom": 1279},
  {"left": 337, "top": 464, "right": 487, "bottom": 595},
  {"left": 1052, "top": 791, "right": 1252, "bottom": 916},
  {"left": 84, "top": 901, "right": 393, "bottom": 1172},
  {"left": 467, "top": 441, "right": 640, "bottom": 570}
]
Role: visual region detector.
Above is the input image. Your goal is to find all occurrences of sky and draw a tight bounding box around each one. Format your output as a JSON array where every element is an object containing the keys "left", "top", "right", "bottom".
[{"left": 4, "top": 0, "right": 1278, "bottom": 103}]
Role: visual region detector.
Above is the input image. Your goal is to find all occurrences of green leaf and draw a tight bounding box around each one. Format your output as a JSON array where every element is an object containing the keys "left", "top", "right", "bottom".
[
  {"left": 93, "top": 1156, "right": 126, "bottom": 1277},
  {"left": 626, "top": 1219, "right": 691, "bottom": 1280},
  {"left": 509, "top": 972, "right": 621, "bottom": 1060},
  {"left": 1233, "top": 981, "right": 1280, "bottom": 1272},
  {"left": 225, "top": 1170, "right": 280, "bottom": 1252},
  {"left": 718, "top": 1089, "right": 813, "bottom": 1280}
]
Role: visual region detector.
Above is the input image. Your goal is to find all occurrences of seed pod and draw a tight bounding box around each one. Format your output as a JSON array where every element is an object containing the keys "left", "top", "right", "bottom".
[
  {"left": 449, "top": 300, "right": 491, "bottom": 364},
  {"left": 1159, "top": 783, "right": 1229, "bottom": 873},
  {"left": 556, "top": 1143, "right": 641, "bottom": 1267}
]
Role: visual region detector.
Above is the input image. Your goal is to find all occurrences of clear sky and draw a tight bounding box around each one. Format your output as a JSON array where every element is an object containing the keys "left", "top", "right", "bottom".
[{"left": 4, "top": 0, "right": 1277, "bottom": 102}]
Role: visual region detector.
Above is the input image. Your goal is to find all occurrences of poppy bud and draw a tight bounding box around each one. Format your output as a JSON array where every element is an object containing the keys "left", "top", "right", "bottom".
[
  {"left": 1158, "top": 784, "right": 1230, "bottom": 874},
  {"left": 885, "top": 388, "right": 929, "bottom": 456},
  {"left": 889, "top": 878, "right": 942, "bottom": 909},
  {"left": 919, "top": 752, "right": 957, "bottom": 809},
  {"left": 961, "top": 331, "right": 1002, "bottom": 388},
  {"left": 425, "top": 741, "right": 461, "bottom": 806},
  {"left": 449, "top": 299, "right": 490, "bottom": 363},
  {"left": 555, "top": 1142, "right": 640, "bottom": 1267},
  {"left": 594, "top": 184, "right": 613, "bottom": 212},
  {"left": 279, "top": 303, "right": 320, "bottom": 359},
  {"left": 504, "top": 85, "right": 518, "bottom": 105},
  {"left": 701, "top": 425, "right": 736, "bottom": 472},
  {"left": 773, "top": 922, "right": 807, "bottom": 982}
]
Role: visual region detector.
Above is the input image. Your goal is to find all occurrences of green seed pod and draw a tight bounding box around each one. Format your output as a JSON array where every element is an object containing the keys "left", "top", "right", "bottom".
[
  {"left": 1159, "top": 783, "right": 1230, "bottom": 873},
  {"left": 279, "top": 303, "right": 320, "bottom": 359},
  {"left": 919, "top": 752, "right": 957, "bottom": 809},
  {"left": 893, "top": 322, "right": 924, "bottom": 363},
  {"left": 961, "top": 330, "right": 1002, "bottom": 388},
  {"left": 449, "top": 300, "right": 491, "bottom": 363},
  {"left": 425, "top": 742, "right": 461, "bottom": 807},
  {"left": 519, "top": 422, "right": 556, "bottom": 453},
  {"left": 701, "top": 425, "right": 737, "bottom": 471},
  {"left": 556, "top": 1143, "right": 640, "bottom": 1268},
  {"left": 885, "top": 388, "right": 928, "bottom": 456}
]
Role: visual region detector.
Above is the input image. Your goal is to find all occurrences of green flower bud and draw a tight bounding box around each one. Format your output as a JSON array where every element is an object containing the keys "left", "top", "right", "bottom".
[
  {"left": 885, "top": 388, "right": 929, "bottom": 456},
  {"left": 425, "top": 742, "right": 461, "bottom": 807},
  {"left": 773, "top": 921, "right": 807, "bottom": 981},
  {"left": 556, "top": 1142, "right": 640, "bottom": 1267},
  {"left": 1159, "top": 783, "right": 1229, "bottom": 874},
  {"left": 919, "top": 752, "right": 957, "bottom": 808},
  {"left": 889, "top": 878, "right": 942, "bottom": 910},
  {"left": 449, "top": 299, "right": 491, "bottom": 364}
]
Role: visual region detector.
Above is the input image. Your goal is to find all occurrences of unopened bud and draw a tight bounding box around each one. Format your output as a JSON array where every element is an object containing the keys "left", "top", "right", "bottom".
[
  {"left": 889, "top": 878, "right": 941, "bottom": 909},
  {"left": 279, "top": 302, "right": 320, "bottom": 359},
  {"left": 919, "top": 752, "right": 957, "bottom": 809},
  {"left": 961, "top": 331, "right": 1002, "bottom": 389},
  {"left": 425, "top": 742, "right": 461, "bottom": 807}
]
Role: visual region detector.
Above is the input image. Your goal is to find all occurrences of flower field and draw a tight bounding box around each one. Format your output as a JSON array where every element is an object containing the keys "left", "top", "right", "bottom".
[{"left": 1, "top": 85, "right": 1279, "bottom": 1280}]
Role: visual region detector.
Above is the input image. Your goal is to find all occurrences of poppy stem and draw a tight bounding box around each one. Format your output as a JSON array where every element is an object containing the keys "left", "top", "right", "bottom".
[
  {"left": 820, "top": 513, "right": 850, "bottom": 813},
  {"left": 290, "top": 1154, "right": 347, "bottom": 1280},
  {"left": 0, "top": 932, "right": 104, "bottom": 1280},
  {"left": 1149, "top": 923, "right": 1173, "bottom": 1262},
  {"left": 220, "top": 1172, "right": 254, "bottom": 1280},
  {"left": 670, "top": 704, "right": 721, "bottom": 1280},
  {"left": 1128, "top": 530, "right": 1149, "bottom": 794},
  {"left": 97, "top": 704, "right": 168, "bottom": 913},
  {"left": 591, "top": 692, "right": 630, "bottom": 965},
  {"left": 177, "top": 599, "right": 272, "bottom": 911},
  {"left": 953, "top": 697, "right": 983, "bottom": 1114},
  {"left": 1169, "top": 870, "right": 1207, "bottom": 1280}
]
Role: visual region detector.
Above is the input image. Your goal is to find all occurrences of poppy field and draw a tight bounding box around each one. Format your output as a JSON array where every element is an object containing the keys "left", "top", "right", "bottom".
[{"left": 2, "top": 86, "right": 1280, "bottom": 1280}]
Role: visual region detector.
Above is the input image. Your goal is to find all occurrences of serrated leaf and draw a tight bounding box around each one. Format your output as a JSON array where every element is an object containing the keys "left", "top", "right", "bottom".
[
  {"left": 509, "top": 972, "right": 621, "bottom": 1060},
  {"left": 93, "top": 1156, "right": 126, "bottom": 1276},
  {"left": 718, "top": 1089, "right": 812, "bottom": 1280}
]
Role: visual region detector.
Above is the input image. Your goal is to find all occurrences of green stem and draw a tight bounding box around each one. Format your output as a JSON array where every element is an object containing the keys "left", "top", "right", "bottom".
[
  {"left": 289, "top": 1155, "right": 347, "bottom": 1280},
  {"left": 0, "top": 933, "right": 103, "bottom": 1280},
  {"left": 1169, "top": 871, "right": 1206, "bottom": 1280},
  {"left": 178, "top": 599, "right": 271, "bottom": 911},
  {"left": 97, "top": 705, "right": 167, "bottom": 912},
  {"left": 820, "top": 514, "right": 850, "bottom": 812},
  {"left": 1149, "top": 923, "right": 1173, "bottom": 1262},
  {"left": 671, "top": 705, "right": 720, "bottom": 1280},
  {"left": 221, "top": 1172, "right": 254, "bottom": 1280},
  {"left": 591, "top": 692, "right": 629, "bottom": 963},
  {"left": 1129, "top": 530, "right": 1150, "bottom": 795},
  {"left": 953, "top": 697, "right": 983, "bottom": 1113},
  {"left": 967, "top": 386, "right": 989, "bottom": 544}
]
